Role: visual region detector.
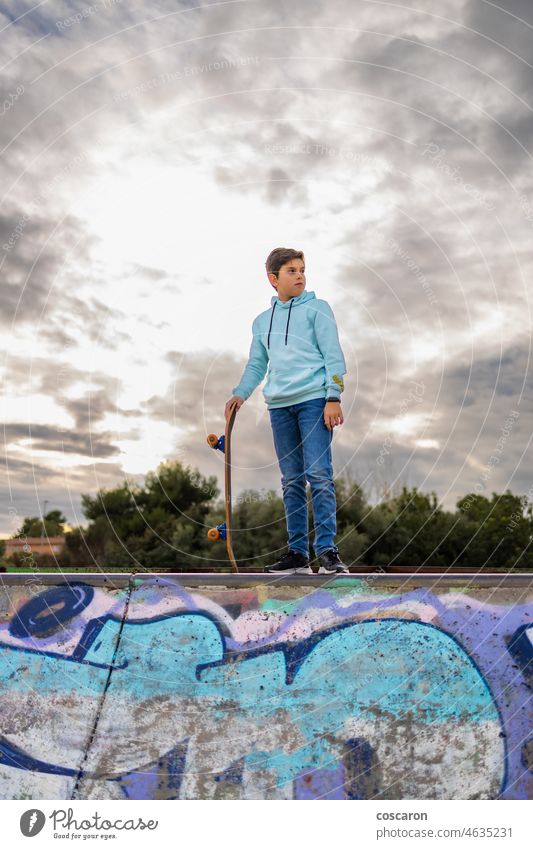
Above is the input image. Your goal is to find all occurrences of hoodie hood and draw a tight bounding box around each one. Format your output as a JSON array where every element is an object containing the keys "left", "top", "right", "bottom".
[
  {"left": 270, "top": 290, "right": 316, "bottom": 309},
  {"left": 267, "top": 290, "right": 316, "bottom": 348}
]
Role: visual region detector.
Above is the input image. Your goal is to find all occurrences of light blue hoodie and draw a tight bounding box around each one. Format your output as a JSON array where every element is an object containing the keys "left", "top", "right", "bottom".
[{"left": 232, "top": 290, "right": 346, "bottom": 409}]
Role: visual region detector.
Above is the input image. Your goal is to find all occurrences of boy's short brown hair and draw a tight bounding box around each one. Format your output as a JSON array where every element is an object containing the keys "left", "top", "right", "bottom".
[{"left": 265, "top": 247, "right": 305, "bottom": 277}]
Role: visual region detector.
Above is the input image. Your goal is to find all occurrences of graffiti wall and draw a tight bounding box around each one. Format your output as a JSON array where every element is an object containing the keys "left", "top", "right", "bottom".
[{"left": 0, "top": 576, "right": 531, "bottom": 800}]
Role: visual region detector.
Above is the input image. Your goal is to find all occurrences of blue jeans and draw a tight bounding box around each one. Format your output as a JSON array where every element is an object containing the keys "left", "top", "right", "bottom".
[{"left": 269, "top": 397, "right": 338, "bottom": 558}]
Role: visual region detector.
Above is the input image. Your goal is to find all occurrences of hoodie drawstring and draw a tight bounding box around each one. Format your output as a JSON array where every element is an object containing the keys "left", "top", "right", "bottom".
[
  {"left": 267, "top": 298, "right": 294, "bottom": 349},
  {"left": 284, "top": 299, "right": 293, "bottom": 345},
  {"left": 267, "top": 301, "right": 276, "bottom": 349}
]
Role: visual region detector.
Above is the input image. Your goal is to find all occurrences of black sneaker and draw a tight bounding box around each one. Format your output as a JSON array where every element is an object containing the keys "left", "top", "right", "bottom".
[
  {"left": 265, "top": 549, "right": 312, "bottom": 574},
  {"left": 317, "top": 549, "right": 349, "bottom": 574}
]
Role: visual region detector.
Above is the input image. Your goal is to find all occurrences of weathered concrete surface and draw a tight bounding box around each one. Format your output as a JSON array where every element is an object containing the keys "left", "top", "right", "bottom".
[
  {"left": 0, "top": 574, "right": 531, "bottom": 800},
  {"left": 0, "top": 580, "right": 129, "bottom": 799}
]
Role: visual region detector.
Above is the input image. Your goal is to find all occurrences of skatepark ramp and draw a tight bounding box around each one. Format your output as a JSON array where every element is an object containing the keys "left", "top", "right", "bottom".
[{"left": 0, "top": 573, "right": 531, "bottom": 800}]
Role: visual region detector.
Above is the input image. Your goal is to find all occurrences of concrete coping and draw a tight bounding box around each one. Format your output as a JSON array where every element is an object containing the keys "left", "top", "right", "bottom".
[{"left": 2, "top": 572, "right": 533, "bottom": 588}]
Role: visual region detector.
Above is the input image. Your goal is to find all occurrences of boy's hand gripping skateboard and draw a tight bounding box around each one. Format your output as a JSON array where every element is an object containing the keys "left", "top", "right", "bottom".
[{"left": 206, "top": 399, "right": 239, "bottom": 573}]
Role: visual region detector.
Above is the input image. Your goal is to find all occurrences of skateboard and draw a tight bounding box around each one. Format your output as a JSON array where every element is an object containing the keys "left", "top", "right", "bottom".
[{"left": 206, "top": 400, "right": 239, "bottom": 573}]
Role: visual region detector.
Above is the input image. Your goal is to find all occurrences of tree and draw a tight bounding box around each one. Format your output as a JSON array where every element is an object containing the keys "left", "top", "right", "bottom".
[
  {"left": 71, "top": 461, "right": 219, "bottom": 569},
  {"left": 364, "top": 486, "right": 453, "bottom": 568},
  {"left": 14, "top": 509, "right": 67, "bottom": 538},
  {"left": 20, "top": 465, "right": 533, "bottom": 573},
  {"left": 332, "top": 478, "right": 370, "bottom": 565},
  {"left": 455, "top": 490, "right": 533, "bottom": 569}
]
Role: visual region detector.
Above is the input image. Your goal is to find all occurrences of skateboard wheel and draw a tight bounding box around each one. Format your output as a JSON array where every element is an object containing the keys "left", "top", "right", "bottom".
[
  {"left": 207, "top": 433, "right": 219, "bottom": 448},
  {"left": 207, "top": 527, "right": 220, "bottom": 540}
]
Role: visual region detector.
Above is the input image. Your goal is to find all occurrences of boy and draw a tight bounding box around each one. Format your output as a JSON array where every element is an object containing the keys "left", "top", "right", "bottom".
[{"left": 225, "top": 247, "right": 348, "bottom": 574}]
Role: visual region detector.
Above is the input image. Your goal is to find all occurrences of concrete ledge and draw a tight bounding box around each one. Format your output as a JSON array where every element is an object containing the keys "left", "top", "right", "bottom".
[{"left": 2, "top": 571, "right": 533, "bottom": 587}]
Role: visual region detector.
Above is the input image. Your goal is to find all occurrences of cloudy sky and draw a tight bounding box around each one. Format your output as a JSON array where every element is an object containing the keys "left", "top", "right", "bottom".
[{"left": 1, "top": 0, "right": 533, "bottom": 538}]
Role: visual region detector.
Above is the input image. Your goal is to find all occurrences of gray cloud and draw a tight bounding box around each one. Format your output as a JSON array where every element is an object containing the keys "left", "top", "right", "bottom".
[
  {"left": 146, "top": 349, "right": 244, "bottom": 423},
  {"left": 2, "top": 422, "right": 122, "bottom": 457},
  {"left": 1, "top": 0, "right": 532, "bottom": 534},
  {"left": 1, "top": 457, "right": 136, "bottom": 538}
]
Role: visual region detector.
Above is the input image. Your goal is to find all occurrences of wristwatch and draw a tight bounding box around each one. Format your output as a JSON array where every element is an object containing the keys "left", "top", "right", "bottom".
[{"left": 325, "top": 397, "right": 341, "bottom": 402}]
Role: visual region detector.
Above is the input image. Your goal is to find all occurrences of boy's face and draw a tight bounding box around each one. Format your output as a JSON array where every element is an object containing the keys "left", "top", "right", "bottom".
[{"left": 268, "top": 257, "right": 306, "bottom": 302}]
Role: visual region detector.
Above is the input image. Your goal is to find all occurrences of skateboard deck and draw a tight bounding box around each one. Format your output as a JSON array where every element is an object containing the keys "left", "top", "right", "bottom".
[{"left": 206, "top": 400, "right": 239, "bottom": 573}]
